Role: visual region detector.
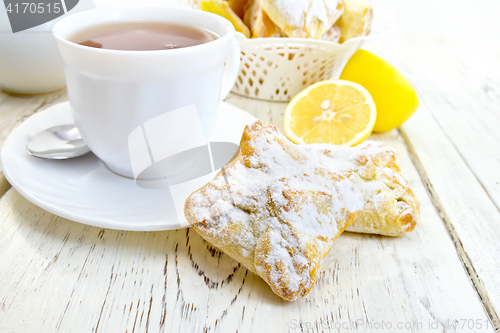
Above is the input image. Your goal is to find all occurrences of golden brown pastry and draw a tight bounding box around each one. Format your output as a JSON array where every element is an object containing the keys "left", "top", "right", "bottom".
[
  {"left": 184, "top": 121, "right": 365, "bottom": 301},
  {"left": 337, "top": 0, "right": 373, "bottom": 42},
  {"left": 227, "top": 0, "right": 248, "bottom": 19},
  {"left": 261, "top": 0, "right": 344, "bottom": 38},
  {"left": 197, "top": 0, "right": 373, "bottom": 42},
  {"left": 321, "top": 24, "right": 341, "bottom": 42},
  {"left": 200, "top": 0, "right": 251, "bottom": 37},
  {"left": 244, "top": 0, "right": 286, "bottom": 37},
  {"left": 184, "top": 121, "right": 419, "bottom": 301},
  {"left": 304, "top": 142, "right": 420, "bottom": 236}
]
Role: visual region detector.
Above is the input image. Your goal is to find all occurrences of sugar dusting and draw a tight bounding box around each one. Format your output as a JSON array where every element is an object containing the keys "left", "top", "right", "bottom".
[
  {"left": 185, "top": 122, "right": 419, "bottom": 300},
  {"left": 185, "top": 122, "right": 365, "bottom": 299},
  {"left": 267, "top": 0, "right": 341, "bottom": 32},
  {"left": 305, "top": 141, "right": 419, "bottom": 235}
]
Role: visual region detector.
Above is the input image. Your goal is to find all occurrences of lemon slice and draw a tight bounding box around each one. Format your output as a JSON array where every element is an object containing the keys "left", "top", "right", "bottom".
[
  {"left": 200, "top": 0, "right": 251, "bottom": 38},
  {"left": 284, "top": 80, "right": 376, "bottom": 146}
]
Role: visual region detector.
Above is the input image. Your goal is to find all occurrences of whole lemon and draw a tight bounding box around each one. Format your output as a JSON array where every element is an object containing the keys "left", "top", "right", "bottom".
[{"left": 340, "top": 49, "right": 419, "bottom": 133}]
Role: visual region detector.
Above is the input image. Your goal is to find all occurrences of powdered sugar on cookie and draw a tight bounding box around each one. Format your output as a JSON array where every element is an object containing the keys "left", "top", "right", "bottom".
[
  {"left": 184, "top": 121, "right": 364, "bottom": 300},
  {"left": 184, "top": 121, "right": 419, "bottom": 301}
]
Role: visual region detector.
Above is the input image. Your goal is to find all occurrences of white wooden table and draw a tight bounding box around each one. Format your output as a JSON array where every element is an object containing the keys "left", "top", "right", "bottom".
[{"left": 1, "top": 0, "right": 500, "bottom": 332}]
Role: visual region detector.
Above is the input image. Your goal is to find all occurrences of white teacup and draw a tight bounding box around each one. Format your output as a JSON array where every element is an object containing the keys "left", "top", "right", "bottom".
[{"left": 52, "top": 7, "right": 240, "bottom": 179}]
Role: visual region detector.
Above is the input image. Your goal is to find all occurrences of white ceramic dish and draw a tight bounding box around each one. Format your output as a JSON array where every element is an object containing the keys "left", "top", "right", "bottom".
[
  {"left": 52, "top": 7, "right": 241, "bottom": 179},
  {"left": 0, "top": 101, "right": 257, "bottom": 231}
]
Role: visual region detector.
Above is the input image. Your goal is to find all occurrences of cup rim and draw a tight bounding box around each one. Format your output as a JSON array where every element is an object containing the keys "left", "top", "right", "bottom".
[{"left": 52, "top": 6, "right": 235, "bottom": 55}]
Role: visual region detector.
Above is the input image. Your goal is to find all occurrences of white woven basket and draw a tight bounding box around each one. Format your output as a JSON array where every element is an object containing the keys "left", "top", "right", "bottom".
[{"left": 231, "top": 12, "right": 394, "bottom": 101}]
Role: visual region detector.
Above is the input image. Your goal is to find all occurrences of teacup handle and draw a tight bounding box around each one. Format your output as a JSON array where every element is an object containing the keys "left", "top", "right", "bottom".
[{"left": 220, "top": 32, "right": 244, "bottom": 100}]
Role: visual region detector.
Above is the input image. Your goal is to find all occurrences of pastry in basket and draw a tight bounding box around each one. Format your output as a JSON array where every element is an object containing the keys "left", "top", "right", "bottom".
[
  {"left": 226, "top": 0, "right": 248, "bottom": 19},
  {"left": 321, "top": 24, "right": 341, "bottom": 42},
  {"left": 184, "top": 121, "right": 365, "bottom": 301},
  {"left": 261, "top": 0, "right": 344, "bottom": 39},
  {"left": 184, "top": 121, "right": 420, "bottom": 301},
  {"left": 304, "top": 142, "right": 419, "bottom": 236},
  {"left": 244, "top": 0, "right": 286, "bottom": 38},
  {"left": 337, "top": 0, "right": 373, "bottom": 42},
  {"left": 199, "top": 0, "right": 251, "bottom": 37},
  {"left": 198, "top": 0, "right": 373, "bottom": 42}
]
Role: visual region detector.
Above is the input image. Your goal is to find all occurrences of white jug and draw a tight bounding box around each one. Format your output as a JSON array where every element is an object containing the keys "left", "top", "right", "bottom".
[{"left": 0, "top": 0, "right": 95, "bottom": 94}]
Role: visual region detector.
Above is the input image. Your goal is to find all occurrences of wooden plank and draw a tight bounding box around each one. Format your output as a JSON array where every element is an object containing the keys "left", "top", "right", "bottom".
[
  {"left": 0, "top": 94, "right": 493, "bottom": 332},
  {"left": 364, "top": 32, "right": 500, "bottom": 322},
  {"left": 368, "top": 34, "right": 500, "bottom": 209},
  {"left": 225, "top": 93, "right": 287, "bottom": 134},
  {"left": 0, "top": 89, "right": 68, "bottom": 198},
  {"left": 0, "top": 176, "right": 10, "bottom": 201},
  {"left": 400, "top": 105, "right": 500, "bottom": 323}
]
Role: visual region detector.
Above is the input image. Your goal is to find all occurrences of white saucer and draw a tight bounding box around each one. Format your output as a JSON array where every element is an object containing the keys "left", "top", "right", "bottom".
[{"left": 1, "top": 101, "right": 257, "bottom": 231}]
